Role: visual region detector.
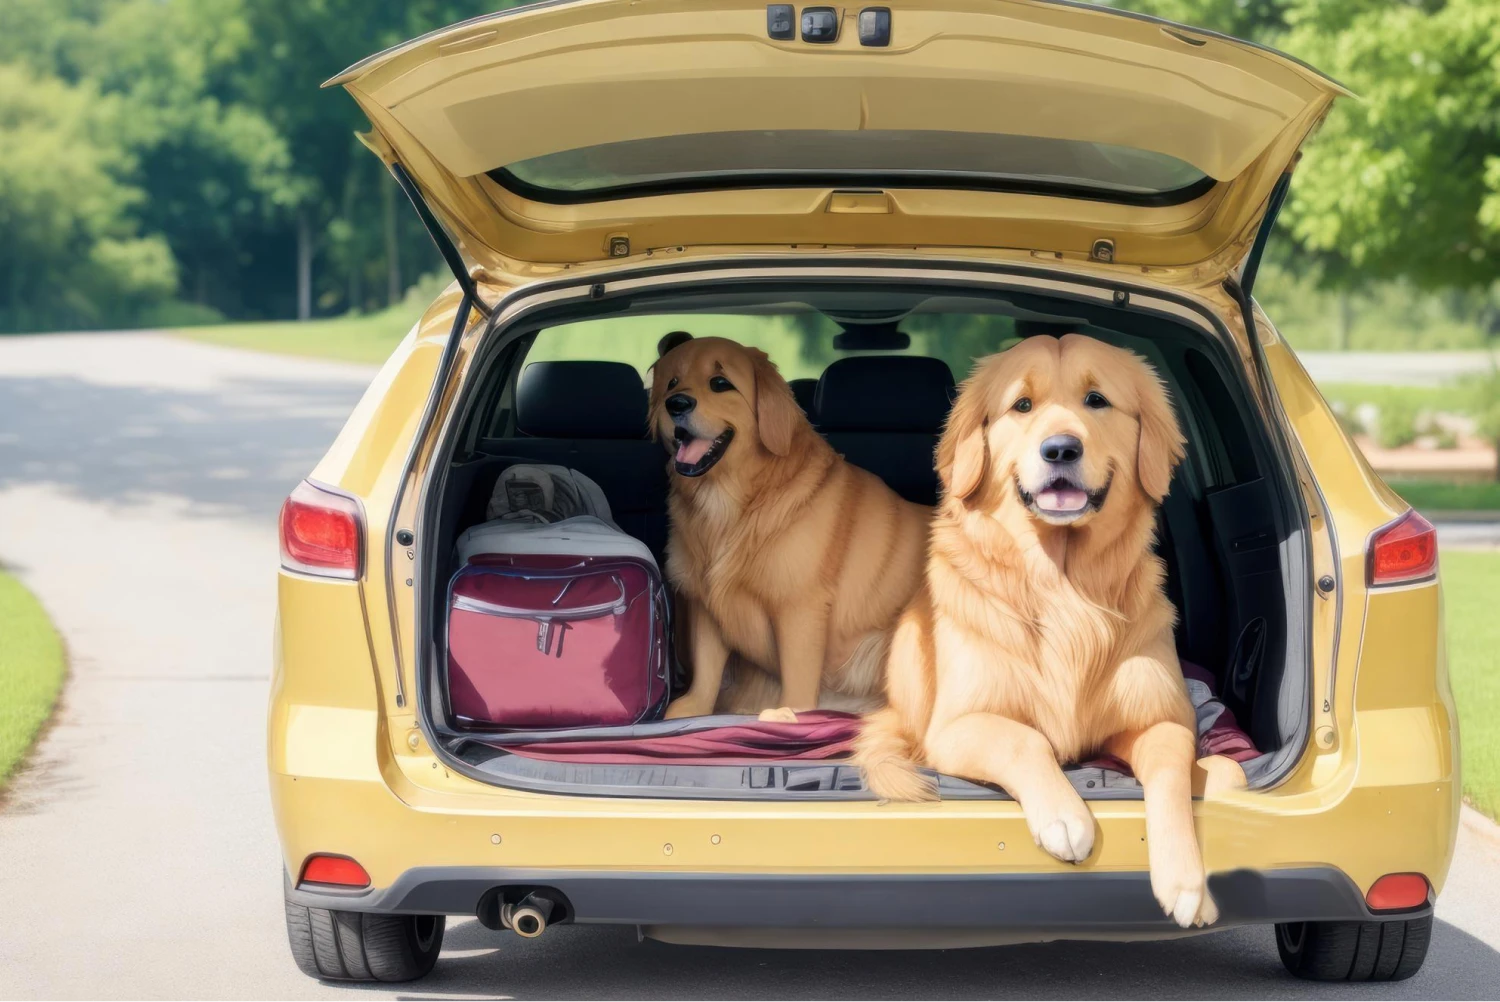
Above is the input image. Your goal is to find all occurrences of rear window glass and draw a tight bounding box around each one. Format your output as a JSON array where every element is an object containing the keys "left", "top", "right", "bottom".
[
  {"left": 525, "top": 311, "right": 1021, "bottom": 383},
  {"left": 492, "top": 130, "right": 1212, "bottom": 205}
]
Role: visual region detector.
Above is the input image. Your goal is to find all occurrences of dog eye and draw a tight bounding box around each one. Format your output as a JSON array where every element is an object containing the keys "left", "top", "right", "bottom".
[
  {"left": 1012, "top": 397, "right": 1032, "bottom": 413},
  {"left": 709, "top": 375, "right": 734, "bottom": 393},
  {"left": 1084, "top": 391, "right": 1110, "bottom": 409},
  {"left": 667, "top": 377, "right": 678, "bottom": 390}
]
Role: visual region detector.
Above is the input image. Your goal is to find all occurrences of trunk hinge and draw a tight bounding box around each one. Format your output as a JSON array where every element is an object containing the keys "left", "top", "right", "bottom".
[{"left": 389, "top": 161, "right": 492, "bottom": 317}]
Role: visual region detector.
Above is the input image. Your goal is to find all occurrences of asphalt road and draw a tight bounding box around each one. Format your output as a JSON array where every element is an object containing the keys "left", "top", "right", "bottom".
[{"left": 2, "top": 332, "right": 1499, "bottom": 1000}]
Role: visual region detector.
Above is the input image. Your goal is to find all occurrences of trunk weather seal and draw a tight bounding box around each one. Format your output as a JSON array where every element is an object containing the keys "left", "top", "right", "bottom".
[
  {"left": 384, "top": 294, "right": 476, "bottom": 708},
  {"left": 486, "top": 167, "right": 1219, "bottom": 208},
  {"left": 406, "top": 257, "right": 1309, "bottom": 799},
  {"left": 1224, "top": 278, "right": 1321, "bottom": 781}
]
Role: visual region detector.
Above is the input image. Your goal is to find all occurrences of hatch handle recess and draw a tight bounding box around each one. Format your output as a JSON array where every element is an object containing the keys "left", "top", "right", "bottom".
[{"left": 389, "top": 161, "right": 492, "bottom": 317}]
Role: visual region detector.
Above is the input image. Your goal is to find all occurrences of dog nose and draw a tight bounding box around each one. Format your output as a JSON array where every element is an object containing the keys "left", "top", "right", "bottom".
[
  {"left": 665, "top": 393, "right": 696, "bottom": 417},
  {"left": 1040, "top": 434, "right": 1083, "bottom": 465}
]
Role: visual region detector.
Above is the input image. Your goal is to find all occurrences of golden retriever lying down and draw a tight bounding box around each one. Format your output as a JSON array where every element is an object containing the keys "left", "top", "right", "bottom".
[
  {"left": 650, "top": 333, "right": 929, "bottom": 719},
  {"left": 855, "top": 333, "right": 1245, "bottom": 929}
]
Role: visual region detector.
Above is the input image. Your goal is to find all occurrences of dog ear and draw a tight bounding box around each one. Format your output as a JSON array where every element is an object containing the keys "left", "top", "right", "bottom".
[
  {"left": 658, "top": 330, "right": 693, "bottom": 357},
  {"left": 937, "top": 375, "right": 990, "bottom": 502},
  {"left": 645, "top": 370, "right": 666, "bottom": 443},
  {"left": 645, "top": 354, "right": 679, "bottom": 445},
  {"left": 1135, "top": 363, "right": 1186, "bottom": 503},
  {"left": 646, "top": 373, "right": 666, "bottom": 443},
  {"left": 750, "top": 349, "right": 798, "bottom": 457}
]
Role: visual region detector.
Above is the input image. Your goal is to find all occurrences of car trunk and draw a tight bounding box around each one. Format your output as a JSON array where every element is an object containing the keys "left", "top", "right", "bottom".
[{"left": 405, "top": 265, "right": 1309, "bottom": 800}]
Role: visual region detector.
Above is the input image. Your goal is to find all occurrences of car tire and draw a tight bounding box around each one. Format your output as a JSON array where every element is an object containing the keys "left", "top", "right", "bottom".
[
  {"left": 284, "top": 894, "right": 444, "bottom": 982},
  {"left": 1276, "top": 916, "right": 1431, "bottom": 982}
]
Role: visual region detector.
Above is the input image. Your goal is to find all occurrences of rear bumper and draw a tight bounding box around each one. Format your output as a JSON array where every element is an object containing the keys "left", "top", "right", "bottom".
[{"left": 286, "top": 865, "right": 1425, "bottom": 932}]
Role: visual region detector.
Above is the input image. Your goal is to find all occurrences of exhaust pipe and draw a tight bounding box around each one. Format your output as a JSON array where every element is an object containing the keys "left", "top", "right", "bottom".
[{"left": 501, "top": 893, "right": 555, "bottom": 938}]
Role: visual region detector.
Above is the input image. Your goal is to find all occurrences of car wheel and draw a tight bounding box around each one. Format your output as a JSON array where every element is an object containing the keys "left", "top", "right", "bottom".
[
  {"left": 284, "top": 893, "right": 444, "bottom": 982},
  {"left": 1276, "top": 916, "right": 1431, "bottom": 982}
]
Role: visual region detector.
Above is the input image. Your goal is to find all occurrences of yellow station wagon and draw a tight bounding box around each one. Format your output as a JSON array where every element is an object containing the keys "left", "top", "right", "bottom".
[{"left": 270, "top": 0, "right": 1456, "bottom": 984}]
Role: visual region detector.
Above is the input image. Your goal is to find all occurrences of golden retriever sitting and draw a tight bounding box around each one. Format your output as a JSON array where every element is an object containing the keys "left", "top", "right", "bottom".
[
  {"left": 855, "top": 333, "right": 1244, "bottom": 929},
  {"left": 650, "top": 333, "right": 929, "bottom": 720}
]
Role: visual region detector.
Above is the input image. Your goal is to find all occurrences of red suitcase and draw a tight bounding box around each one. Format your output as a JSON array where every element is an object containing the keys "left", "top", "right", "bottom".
[{"left": 445, "top": 516, "right": 669, "bottom": 729}]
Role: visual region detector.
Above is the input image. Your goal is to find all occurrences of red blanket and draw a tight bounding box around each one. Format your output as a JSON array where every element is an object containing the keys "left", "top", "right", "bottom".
[{"left": 499, "top": 661, "right": 1259, "bottom": 771}]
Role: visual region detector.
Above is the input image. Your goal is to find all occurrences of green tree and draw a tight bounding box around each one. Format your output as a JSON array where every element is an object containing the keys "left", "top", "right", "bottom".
[
  {"left": 86, "top": 0, "right": 308, "bottom": 318},
  {"left": 1, "top": 0, "right": 503, "bottom": 328},
  {"left": 227, "top": 0, "right": 510, "bottom": 318},
  {"left": 1280, "top": 0, "right": 1500, "bottom": 293},
  {"left": 0, "top": 64, "right": 177, "bottom": 331}
]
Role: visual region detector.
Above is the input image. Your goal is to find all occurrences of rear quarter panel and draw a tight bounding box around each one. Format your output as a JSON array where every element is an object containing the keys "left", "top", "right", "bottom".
[
  {"left": 1256, "top": 307, "right": 1458, "bottom": 894},
  {"left": 270, "top": 284, "right": 471, "bottom": 874}
]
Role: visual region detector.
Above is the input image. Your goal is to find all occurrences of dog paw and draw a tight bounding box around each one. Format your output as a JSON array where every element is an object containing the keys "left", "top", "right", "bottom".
[
  {"left": 1152, "top": 865, "right": 1219, "bottom": 928},
  {"left": 1027, "top": 797, "right": 1095, "bottom": 863},
  {"left": 664, "top": 698, "right": 708, "bottom": 720},
  {"left": 757, "top": 707, "right": 799, "bottom": 724},
  {"left": 1193, "top": 755, "right": 1247, "bottom": 798}
]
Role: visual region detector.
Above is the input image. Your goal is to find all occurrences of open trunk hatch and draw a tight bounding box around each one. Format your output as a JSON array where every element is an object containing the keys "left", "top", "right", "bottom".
[{"left": 333, "top": 0, "right": 1346, "bottom": 282}]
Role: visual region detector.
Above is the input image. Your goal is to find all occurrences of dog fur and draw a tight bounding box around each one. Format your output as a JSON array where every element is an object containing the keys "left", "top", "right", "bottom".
[
  {"left": 649, "top": 333, "right": 929, "bottom": 719},
  {"left": 854, "top": 333, "right": 1245, "bottom": 929}
]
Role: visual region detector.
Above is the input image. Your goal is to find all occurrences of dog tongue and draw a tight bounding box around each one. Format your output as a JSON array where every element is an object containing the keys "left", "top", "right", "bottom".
[
  {"left": 1038, "top": 486, "right": 1088, "bottom": 512},
  {"left": 675, "top": 436, "right": 711, "bottom": 465}
]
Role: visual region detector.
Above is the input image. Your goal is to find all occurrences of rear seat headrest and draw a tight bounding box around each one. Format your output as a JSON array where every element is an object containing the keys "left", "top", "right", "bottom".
[
  {"left": 516, "top": 361, "right": 648, "bottom": 439},
  {"left": 815, "top": 356, "right": 955, "bottom": 433},
  {"left": 788, "top": 378, "right": 818, "bottom": 419}
]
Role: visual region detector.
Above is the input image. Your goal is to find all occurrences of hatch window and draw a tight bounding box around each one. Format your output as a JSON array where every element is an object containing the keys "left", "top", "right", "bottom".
[{"left": 490, "top": 129, "right": 1214, "bottom": 206}]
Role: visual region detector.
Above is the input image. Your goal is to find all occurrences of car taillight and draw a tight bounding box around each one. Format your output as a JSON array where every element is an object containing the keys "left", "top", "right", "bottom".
[
  {"left": 299, "top": 854, "right": 371, "bottom": 889},
  {"left": 279, "top": 480, "right": 363, "bottom": 580},
  {"left": 1366, "top": 873, "right": 1430, "bottom": 911},
  {"left": 1366, "top": 510, "right": 1437, "bottom": 587}
]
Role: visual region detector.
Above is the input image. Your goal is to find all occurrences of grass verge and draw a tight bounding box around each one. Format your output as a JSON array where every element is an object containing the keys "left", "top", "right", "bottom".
[
  {"left": 0, "top": 572, "right": 65, "bottom": 787},
  {"left": 1391, "top": 480, "right": 1500, "bottom": 512},
  {"left": 1444, "top": 550, "right": 1500, "bottom": 820},
  {"left": 1316, "top": 383, "right": 1457, "bottom": 416},
  {"left": 171, "top": 303, "right": 422, "bottom": 365}
]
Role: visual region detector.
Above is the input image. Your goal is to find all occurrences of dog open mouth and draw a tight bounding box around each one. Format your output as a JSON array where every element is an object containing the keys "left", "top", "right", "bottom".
[
  {"left": 1017, "top": 474, "right": 1111, "bottom": 523},
  {"left": 673, "top": 426, "right": 735, "bottom": 477}
]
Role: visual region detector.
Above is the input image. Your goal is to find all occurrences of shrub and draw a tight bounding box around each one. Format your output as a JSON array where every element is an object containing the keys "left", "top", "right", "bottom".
[
  {"left": 136, "top": 299, "right": 227, "bottom": 328},
  {"left": 1376, "top": 398, "right": 1419, "bottom": 449},
  {"left": 1330, "top": 401, "right": 1365, "bottom": 437}
]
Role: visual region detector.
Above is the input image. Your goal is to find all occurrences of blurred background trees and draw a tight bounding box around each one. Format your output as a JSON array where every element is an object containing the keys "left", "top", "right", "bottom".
[
  {"left": 1, "top": 0, "right": 1497, "bottom": 346},
  {"left": 1121, "top": 0, "right": 1500, "bottom": 349},
  {"left": 0, "top": 0, "right": 507, "bottom": 331}
]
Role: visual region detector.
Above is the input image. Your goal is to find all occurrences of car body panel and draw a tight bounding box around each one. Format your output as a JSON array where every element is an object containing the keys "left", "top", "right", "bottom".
[{"left": 334, "top": 0, "right": 1345, "bottom": 283}]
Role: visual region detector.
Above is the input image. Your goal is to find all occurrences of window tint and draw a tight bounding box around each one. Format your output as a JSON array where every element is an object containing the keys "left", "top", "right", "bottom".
[
  {"left": 523, "top": 311, "right": 1018, "bottom": 385},
  {"left": 495, "top": 130, "right": 1212, "bottom": 205}
]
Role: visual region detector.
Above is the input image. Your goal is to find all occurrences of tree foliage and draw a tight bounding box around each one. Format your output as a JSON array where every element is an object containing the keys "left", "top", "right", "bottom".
[
  {"left": 0, "top": 0, "right": 501, "bottom": 332},
  {"left": 1281, "top": 0, "right": 1500, "bottom": 291},
  {"left": 0, "top": 63, "right": 176, "bottom": 330},
  {"left": 1122, "top": 0, "right": 1500, "bottom": 307}
]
